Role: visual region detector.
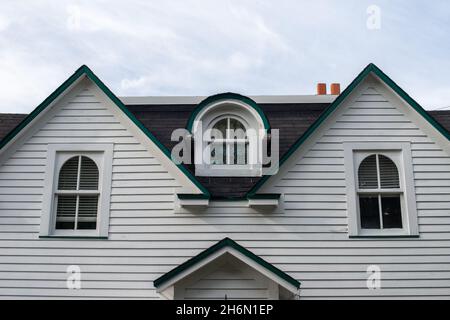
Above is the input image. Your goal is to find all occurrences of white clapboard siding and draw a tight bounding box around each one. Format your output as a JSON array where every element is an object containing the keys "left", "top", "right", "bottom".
[
  {"left": 0, "top": 81, "right": 179, "bottom": 299},
  {"left": 0, "top": 80, "right": 450, "bottom": 299},
  {"left": 178, "top": 261, "right": 274, "bottom": 300},
  {"left": 266, "top": 85, "right": 450, "bottom": 299}
]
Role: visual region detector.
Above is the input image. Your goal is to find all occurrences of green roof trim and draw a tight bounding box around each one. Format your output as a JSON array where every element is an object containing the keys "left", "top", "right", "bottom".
[
  {"left": 186, "top": 92, "right": 270, "bottom": 132},
  {"left": 247, "top": 63, "right": 450, "bottom": 197},
  {"left": 0, "top": 65, "right": 87, "bottom": 150},
  {"left": 177, "top": 194, "right": 210, "bottom": 200},
  {"left": 247, "top": 193, "right": 280, "bottom": 200},
  {"left": 0, "top": 65, "right": 210, "bottom": 197},
  {"left": 3, "top": 63, "right": 447, "bottom": 200},
  {"left": 153, "top": 237, "right": 300, "bottom": 289}
]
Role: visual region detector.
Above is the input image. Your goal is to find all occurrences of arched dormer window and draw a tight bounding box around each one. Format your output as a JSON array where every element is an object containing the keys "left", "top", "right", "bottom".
[
  {"left": 189, "top": 93, "right": 269, "bottom": 177},
  {"left": 208, "top": 115, "right": 249, "bottom": 165}
]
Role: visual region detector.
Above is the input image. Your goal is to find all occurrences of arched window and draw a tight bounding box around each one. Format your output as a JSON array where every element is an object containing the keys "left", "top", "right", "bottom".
[
  {"left": 191, "top": 96, "right": 269, "bottom": 177},
  {"left": 208, "top": 116, "right": 249, "bottom": 165},
  {"left": 357, "top": 154, "right": 403, "bottom": 230},
  {"left": 55, "top": 156, "right": 99, "bottom": 230}
]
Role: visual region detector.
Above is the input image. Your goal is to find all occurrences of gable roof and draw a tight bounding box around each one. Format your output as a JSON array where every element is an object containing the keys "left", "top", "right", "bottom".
[
  {"left": 125, "top": 102, "right": 329, "bottom": 198},
  {"left": 153, "top": 237, "right": 300, "bottom": 292},
  {"left": 0, "top": 102, "right": 329, "bottom": 198},
  {"left": 0, "top": 65, "right": 209, "bottom": 197},
  {"left": 1, "top": 63, "right": 450, "bottom": 199},
  {"left": 0, "top": 114, "right": 27, "bottom": 141},
  {"left": 247, "top": 63, "right": 450, "bottom": 196}
]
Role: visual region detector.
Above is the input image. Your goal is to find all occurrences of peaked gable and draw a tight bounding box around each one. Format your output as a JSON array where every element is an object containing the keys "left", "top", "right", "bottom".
[
  {"left": 248, "top": 63, "right": 450, "bottom": 196},
  {"left": 1, "top": 63, "right": 449, "bottom": 200},
  {"left": 0, "top": 65, "right": 209, "bottom": 196},
  {"left": 153, "top": 237, "right": 300, "bottom": 292}
]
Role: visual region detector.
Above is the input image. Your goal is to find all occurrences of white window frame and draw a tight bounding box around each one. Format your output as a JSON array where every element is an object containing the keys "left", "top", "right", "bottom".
[
  {"left": 40, "top": 144, "right": 113, "bottom": 238},
  {"left": 193, "top": 100, "right": 265, "bottom": 177},
  {"left": 54, "top": 155, "right": 100, "bottom": 232},
  {"left": 207, "top": 114, "right": 250, "bottom": 166},
  {"left": 344, "top": 142, "right": 418, "bottom": 237}
]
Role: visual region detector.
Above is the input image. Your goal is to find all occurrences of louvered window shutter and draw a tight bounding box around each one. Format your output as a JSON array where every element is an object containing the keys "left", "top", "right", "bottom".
[
  {"left": 55, "top": 156, "right": 99, "bottom": 231},
  {"left": 57, "top": 156, "right": 79, "bottom": 190},
  {"left": 77, "top": 195, "right": 99, "bottom": 230},
  {"left": 378, "top": 155, "right": 400, "bottom": 188},
  {"left": 358, "top": 154, "right": 378, "bottom": 189},
  {"left": 79, "top": 156, "right": 99, "bottom": 190},
  {"left": 358, "top": 154, "right": 399, "bottom": 189},
  {"left": 55, "top": 195, "right": 77, "bottom": 229}
]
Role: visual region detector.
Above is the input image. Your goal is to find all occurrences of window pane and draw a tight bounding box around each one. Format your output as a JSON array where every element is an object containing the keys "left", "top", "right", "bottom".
[
  {"left": 358, "top": 155, "right": 378, "bottom": 189},
  {"left": 210, "top": 142, "right": 225, "bottom": 165},
  {"left": 79, "top": 156, "right": 99, "bottom": 190},
  {"left": 77, "top": 195, "right": 98, "bottom": 230},
  {"left": 229, "top": 118, "right": 247, "bottom": 141},
  {"left": 233, "top": 142, "right": 247, "bottom": 165},
  {"left": 359, "top": 195, "right": 381, "bottom": 229},
  {"left": 379, "top": 155, "right": 400, "bottom": 189},
  {"left": 212, "top": 118, "right": 227, "bottom": 139},
  {"left": 58, "top": 156, "right": 79, "bottom": 190},
  {"left": 55, "top": 195, "right": 76, "bottom": 229},
  {"left": 229, "top": 118, "right": 246, "bottom": 132},
  {"left": 381, "top": 195, "right": 403, "bottom": 229}
]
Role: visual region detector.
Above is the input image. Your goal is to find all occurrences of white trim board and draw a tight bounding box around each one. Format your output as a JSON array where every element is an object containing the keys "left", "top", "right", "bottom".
[{"left": 119, "top": 95, "right": 338, "bottom": 105}]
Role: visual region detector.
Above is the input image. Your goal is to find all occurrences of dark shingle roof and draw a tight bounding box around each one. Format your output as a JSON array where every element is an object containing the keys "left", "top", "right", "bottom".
[
  {"left": 429, "top": 110, "right": 450, "bottom": 131},
  {"left": 125, "top": 103, "right": 329, "bottom": 198},
  {"left": 0, "top": 114, "right": 27, "bottom": 140},
  {"left": 1, "top": 107, "right": 450, "bottom": 198}
]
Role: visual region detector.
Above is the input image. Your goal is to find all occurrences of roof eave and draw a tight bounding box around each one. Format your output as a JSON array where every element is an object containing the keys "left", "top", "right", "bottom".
[
  {"left": 0, "top": 65, "right": 210, "bottom": 197},
  {"left": 247, "top": 63, "right": 450, "bottom": 197},
  {"left": 153, "top": 237, "right": 300, "bottom": 292}
]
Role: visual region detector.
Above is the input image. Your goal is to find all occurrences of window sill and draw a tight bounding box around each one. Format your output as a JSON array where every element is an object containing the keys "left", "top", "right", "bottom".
[
  {"left": 39, "top": 235, "right": 108, "bottom": 240},
  {"left": 349, "top": 234, "right": 419, "bottom": 239}
]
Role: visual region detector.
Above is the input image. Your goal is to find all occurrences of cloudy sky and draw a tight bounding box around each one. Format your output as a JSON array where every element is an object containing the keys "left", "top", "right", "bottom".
[{"left": 0, "top": 0, "right": 449, "bottom": 113}]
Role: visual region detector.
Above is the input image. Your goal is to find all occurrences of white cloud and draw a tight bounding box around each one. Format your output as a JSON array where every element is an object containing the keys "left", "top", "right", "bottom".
[
  {"left": 0, "top": 15, "right": 10, "bottom": 32},
  {"left": 0, "top": 1, "right": 449, "bottom": 112},
  {"left": 0, "top": 51, "right": 66, "bottom": 113},
  {"left": 228, "top": 52, "right": 262, "bottom": 70},
  {"left": 66, "top": 4, "right": 82, "bottom": 31},
  {"left": 121, "top": 76, "right": 148, "bottom": 90}
]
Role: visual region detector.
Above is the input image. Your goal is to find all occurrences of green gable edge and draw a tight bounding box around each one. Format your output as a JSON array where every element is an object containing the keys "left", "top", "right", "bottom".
[
  {"left": 177, "top": 193, "right": 210, "bottom": 200},
  {"left": 247, "top": 193, "right": 280, "bottom": 200},
  {"left": 153, "top": 237, "right": 300, "bottom": 289},
  {"left": 177, "top": 193, "right": 280, "bottom": 200},
  {"left": 186, "top": 92, "right": 271, "bottom": 132},
  {"left": 2, "top": 63, "right": 448, "bottom": 200},
  {"left": 247, "top": 63, "right": 450, "bottom": 197},
  {"left": 0, "top": 65, "right": 210, "bottom": 197}
]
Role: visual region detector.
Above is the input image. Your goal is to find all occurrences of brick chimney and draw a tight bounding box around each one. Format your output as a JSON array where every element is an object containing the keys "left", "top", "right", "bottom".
[
  {"left": 317, "top": 83, "right": 327, "bottom": 95},
  {"left": 330, "top": 83, "right": 341, "bottom": 95}
]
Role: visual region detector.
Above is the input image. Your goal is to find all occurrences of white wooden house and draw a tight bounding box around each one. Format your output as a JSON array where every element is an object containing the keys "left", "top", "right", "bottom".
[{"left": 0, "top": 63, "right": 449, "bottom": 299}]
